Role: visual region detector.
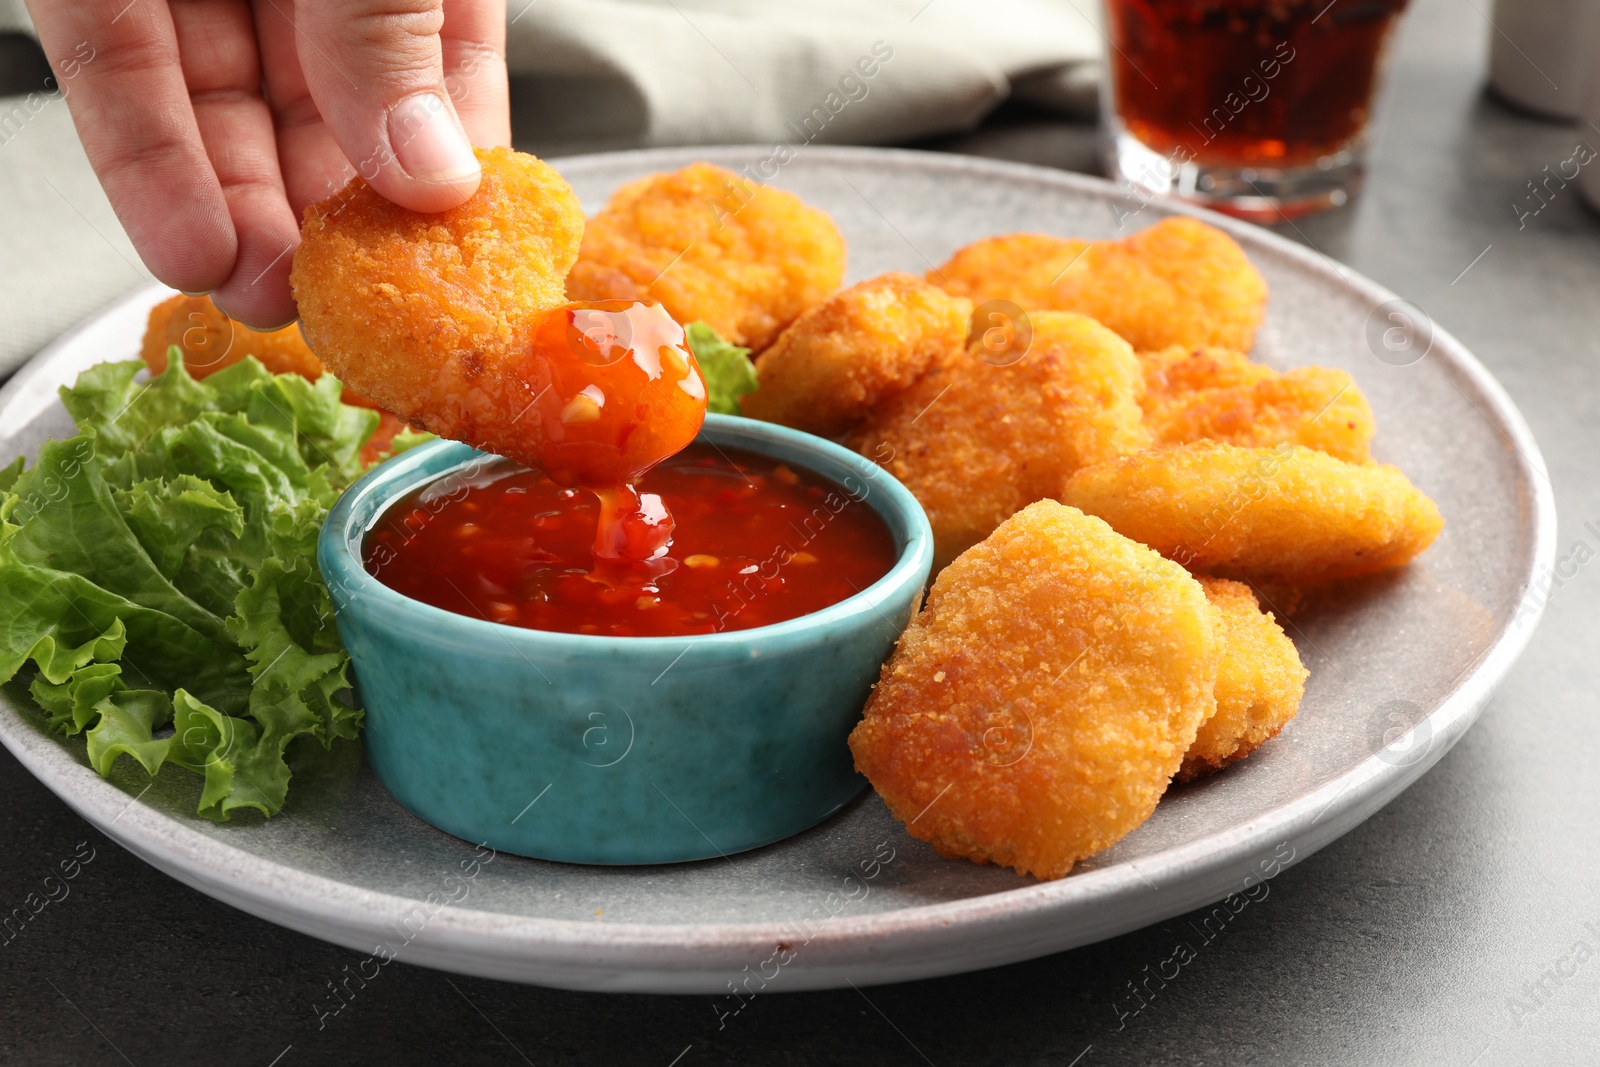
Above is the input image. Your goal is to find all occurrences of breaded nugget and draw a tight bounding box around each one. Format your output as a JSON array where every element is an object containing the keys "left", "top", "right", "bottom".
[
  {"left": 141, "top": 293, "right": 325, "bottom": 381},
  {"left": 1060, "top": 441, "right": 1444, "bottom": 584},
  {"left": 565, "top": 163, "right": 846, "bottom": 352},
  {"left": 742, "top": 273, "right": 970, "bottom": 436},
  {"left": 932, "top": 233, "right": 1091, "bottom": 308},
  {"left": 1179, "top": 577, "right": 1307, "bottom": 782},
  {"left": 1140, "top": 344, "right": 1274, "bottom": 396},
  {"left": 932, "top": 217, "right": 1268, "bottom": 352},
  {"left": 848, "top": 311, "right": 1150, "bottom": 569},
  {"left": 292, "top": 146, "right": 584, "bottom": 428},
  {"left": 849, "top": 501, "right": 1219, "bottom": 881},
  {"left": 1140, "top": 346, "right": 1376, "bottom": 463},
  {"left": 142, "top": 292, "right": 393, "bottom": 410},
  {"left": 293, "top": 149, "right": 705, "bottom": 485}
]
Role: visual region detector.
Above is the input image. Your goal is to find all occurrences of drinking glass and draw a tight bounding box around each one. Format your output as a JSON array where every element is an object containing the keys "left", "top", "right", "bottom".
[{"left": 1100, "top": 0, "right": 1411, "bottom": 221}]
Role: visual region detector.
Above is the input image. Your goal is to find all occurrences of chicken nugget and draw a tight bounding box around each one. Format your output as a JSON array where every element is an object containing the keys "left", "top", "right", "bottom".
[
  {"left": 849, "top": 501, "right": 1219, "bottom": 881},
  {"left": 292, "top": 146, "right": 584, "bottom": 428},
  {"left": 742, "top": 273, "right": 970, "bottom": 436},
  {"left": 1140, "top": 346, "right": 1376, "bottom": 463},
  {"left": 293, "top": 148, "right": 705, "bottom": 487},
  {"left": 566, "top": 163, "right": 846, "bottom": 352},
  {"left": 1140, "top": 344, "right": 1274, "bottom": 395},
  {"left": 1179, "top": 577, "right": 1307, "bottom": 782},
  {"left": 933, "top": 217, "right": 1268, "bottom": 352},
  {"left": 848, "top": 311, "right": 1149, "bottom": 569},
  {"left": 931, "top": 233, "right": 1092, "bottom": 309},
  {"left": 1060, "top": 441, "right": 1444, "bottom": 584},
  {"left": 141, "top": 293, "right": 325, "bottom": 381},
  {"left": 142, "top": 292, "right": 395, "bottom": 411}
]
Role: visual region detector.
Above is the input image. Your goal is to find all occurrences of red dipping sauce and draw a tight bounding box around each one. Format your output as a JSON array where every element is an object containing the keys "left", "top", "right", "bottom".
[{"left": 365, "top": 445, "right": 899, "bottom": 637}]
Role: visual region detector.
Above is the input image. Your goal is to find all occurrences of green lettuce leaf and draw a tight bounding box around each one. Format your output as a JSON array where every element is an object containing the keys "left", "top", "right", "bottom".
[
  {"left": 0, "top": 455, "right": 22, "bottom": 493},
  {"left": 386, "top": 427, "right": 435, "bottom": 457},
  {"left": 684, "top": 321, "right": 759, "bottom": 416},
  {"left": 1, "top": 357, "right": 379, "bottom": 820}
]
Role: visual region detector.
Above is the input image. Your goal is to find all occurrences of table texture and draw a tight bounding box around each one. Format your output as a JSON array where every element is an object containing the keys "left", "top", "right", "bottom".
[{"left": 3, "top": 0, "right": 1598, "bottom": 1063}]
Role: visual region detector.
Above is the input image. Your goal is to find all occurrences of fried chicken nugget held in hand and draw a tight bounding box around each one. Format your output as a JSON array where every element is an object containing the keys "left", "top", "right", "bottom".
[
  {"left": 1061, "top": 441, "right": 1444, "bottom": 584},
  {"left": 293, "top": 146, "right": 581, "bottom": 417},
  {"left": 742, "top": 273, "right": 971, "bottom": 436},
  {"left": 1179, "top": 577, "right": 1308, "bottom": 782},
  {"left": 1140, "top": 346, "right": 1376, "bottom": 463},
  {"left": 848, "top": 311, "right": 1150, "bottom": 569},
  {"left": 933, "top": 217, "right": 1268, "bottom": 352},
  {"left": 291, "top": 147, "right": 707, "bottom": 489},
  {"left": 142, "top": 293, "right": 325, "bottom": 382},
  {"left": 849, "top": 501, "right": 1220, "bottom": 880},
  {"left": 566, "top": 163, "right": 847, "bottom": 352}
]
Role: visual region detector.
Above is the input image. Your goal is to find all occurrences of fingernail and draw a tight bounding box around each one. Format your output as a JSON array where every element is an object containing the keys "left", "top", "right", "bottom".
[{"left": 389, "top": 93, "right": 479, "bottom": 184}]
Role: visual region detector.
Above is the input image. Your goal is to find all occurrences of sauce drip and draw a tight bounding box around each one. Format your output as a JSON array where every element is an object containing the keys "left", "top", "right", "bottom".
[
  {"left": 507, "top": 300, "right": 707, "bottom": 570},
  {"left": 365, "top": 445, "right": 900, "bottom": 637}
]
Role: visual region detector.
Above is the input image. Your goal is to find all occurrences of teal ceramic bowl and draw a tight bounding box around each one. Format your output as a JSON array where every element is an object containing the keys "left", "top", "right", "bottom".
[{"left": 318, "top": 415, "right": 933, "bottom": 865}]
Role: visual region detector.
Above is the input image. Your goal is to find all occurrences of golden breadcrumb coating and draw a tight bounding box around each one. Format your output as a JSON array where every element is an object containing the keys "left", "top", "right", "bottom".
[
  {"left": 1140, "top": 344, "right": 1274, "bottom": 396},
  {"left": 565, "top": 162, "right": 846, "bottom": 352},
  {"left": 1140, "top": 346, "right": 1376, "bottom": 463},
  {"left": 1178, "top": 577, "right": 1308, "bottom": 782},
  {"left": 848, "top": 311, "right": 1150, "bottom": 569},
  {"left": 1060, "top": 441, "right": 1444, "bottom": 584},
  {"left": 932, "top": 232, "right": 1091, "bottom": 308},
  {"left": 932, "top": 217, "right": 1268, "bottom": 352},
  {"left": 290, "top": 145, "right": 585, "bottom": 431},
  {"left": 849, "top": 501, "right": 1220, "bottom": 881},
  {"left": 742, "top": 273, "right": 971, "bottom": 436},
  {"left": 141, "top": 293, "right": 325, "bottom": 382}
]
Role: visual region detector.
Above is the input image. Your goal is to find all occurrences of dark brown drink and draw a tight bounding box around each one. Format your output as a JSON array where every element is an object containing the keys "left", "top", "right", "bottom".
[{"left": 1102, "top": 0, "right": 1409, "bottom": 217}]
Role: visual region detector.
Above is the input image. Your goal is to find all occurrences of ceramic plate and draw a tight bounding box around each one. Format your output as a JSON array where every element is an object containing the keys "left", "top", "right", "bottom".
[{"left": 0, "top": 147, "right": 1554, "bottom": 993}]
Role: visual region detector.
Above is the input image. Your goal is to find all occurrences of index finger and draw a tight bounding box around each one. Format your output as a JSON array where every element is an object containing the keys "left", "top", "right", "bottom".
[{"left": 25, "top": 0, "right": 238, "bottom": 295}]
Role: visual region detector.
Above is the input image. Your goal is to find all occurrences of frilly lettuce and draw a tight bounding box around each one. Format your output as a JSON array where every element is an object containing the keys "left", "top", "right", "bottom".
[
  {"left": 684, "top": 322, "right": 759, "bottom": 416},
  {"left": 0, "top": 356, "right": 378, "bottom": 820}
]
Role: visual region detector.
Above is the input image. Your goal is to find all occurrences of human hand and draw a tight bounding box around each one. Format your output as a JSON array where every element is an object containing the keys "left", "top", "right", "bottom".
[{"left": 26, "top": 0, "right": 510, "bottom": 329}]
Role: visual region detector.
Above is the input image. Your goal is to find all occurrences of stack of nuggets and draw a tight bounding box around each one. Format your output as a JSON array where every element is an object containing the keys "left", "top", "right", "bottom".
[{"left": 726, "top": 206, "right": 1442, "bottom": 880}]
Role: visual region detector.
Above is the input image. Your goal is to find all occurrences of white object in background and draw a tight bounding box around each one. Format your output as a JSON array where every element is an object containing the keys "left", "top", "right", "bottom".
[{"left": 1489, "top": 0, "right": 1600, "bottom": 120}]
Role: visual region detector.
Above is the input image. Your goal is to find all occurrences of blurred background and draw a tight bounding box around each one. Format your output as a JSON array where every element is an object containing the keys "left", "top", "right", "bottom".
[{"left": 0, "top": 0, "right": 1596, "bottom": 375}]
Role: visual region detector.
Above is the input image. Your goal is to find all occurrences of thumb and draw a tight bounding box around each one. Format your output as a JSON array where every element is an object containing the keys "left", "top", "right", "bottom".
[{"left": 294, "top": 0, "right": 481, "bottom": 213}]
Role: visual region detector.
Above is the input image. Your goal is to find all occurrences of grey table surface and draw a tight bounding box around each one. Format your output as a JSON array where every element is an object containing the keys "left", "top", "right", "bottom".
[{"left": 3, "top": 1, "right": 1598, "bottom": 1063}]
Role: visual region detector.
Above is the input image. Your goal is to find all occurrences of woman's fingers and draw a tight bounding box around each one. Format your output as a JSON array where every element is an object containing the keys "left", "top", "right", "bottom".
[
  {"left": 29, "top": 0, "right": 513, "bottom": 328},
  {"left": 171, "top": 0, "right": 300, "bottom": 328},
  {"left": 254, "top": 0, "right": 358, "bottom": 216},
  {"left": 24, "top": 0, "right": 236, "bottom": 295},
  {"left": 261, "top": 0, "right": 509, "bottom": 217},
  {"left": 441, "top": 0, "right": 510, "bottom": 149},
  {"left": 293, "top": 0, "right": 482, "bottom": 214}
]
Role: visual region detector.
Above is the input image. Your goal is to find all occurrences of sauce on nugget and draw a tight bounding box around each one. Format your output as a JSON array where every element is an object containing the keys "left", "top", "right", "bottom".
[
  {"left": 509, "top": 300, "right": 707, "bottom": 567},
  {"left": 365, "top": 445, "right": 898, "bottom": 637}
]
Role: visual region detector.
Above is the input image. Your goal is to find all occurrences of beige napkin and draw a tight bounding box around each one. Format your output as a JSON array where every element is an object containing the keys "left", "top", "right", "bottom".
[
  {"left": 504, "top": 0, "right": 1103, "bottom": 154},
  {"left": 0, "top": 0, "right": 1101, "bottom": 378}
]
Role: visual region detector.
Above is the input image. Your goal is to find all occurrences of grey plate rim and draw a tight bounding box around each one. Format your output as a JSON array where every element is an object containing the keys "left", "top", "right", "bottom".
[{"left": 0, "top": 145, "right": 1557, "bottom": 992}]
